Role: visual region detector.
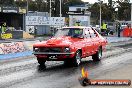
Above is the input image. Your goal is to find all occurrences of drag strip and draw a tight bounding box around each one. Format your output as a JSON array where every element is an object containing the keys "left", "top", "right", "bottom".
[
  {"left": 1, "top": 41, "right": 131, "bottom": 77},
  {"left": 5, "top": 49, "right": 132, "bottom": 88},
  {"left": 0, "top": 41, "right": 132, "bottom": 88}
]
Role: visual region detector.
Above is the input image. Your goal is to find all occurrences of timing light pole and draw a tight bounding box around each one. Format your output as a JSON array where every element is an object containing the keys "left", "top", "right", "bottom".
[
  {"left": 27, "top": 0, "right": 28, "bottom": 14},
  {"left": 128, "top": 0, "right": 132, "bottom": 28},
  {"left": 131, "top": 4, "right": 132, "bottom": 28},
  {"left": 50, "top": 0, "right": 52, "bottom": 17},
  {"left": 100, "top": 1, "right": 101, "bottom": 32},
  {"left": 99, "top": 0, "right": 102, "bottom": 33},
  {"left": 60, "top": 0, "right": 62, "bottom": 28},
  {"left": 60, "top": 0, "right": 62, "bottom": 17}
]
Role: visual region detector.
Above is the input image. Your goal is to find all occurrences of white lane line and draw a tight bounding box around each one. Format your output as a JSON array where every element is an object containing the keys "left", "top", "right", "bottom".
[
  {"left": 0, "top": 69, "right": 37, "bottom": 86},
  {"left": 93, "top": 52, "right": 132, "bottom": 73},
  {"left": 0, "top": 59, "right": 36, "bottom": 70}
]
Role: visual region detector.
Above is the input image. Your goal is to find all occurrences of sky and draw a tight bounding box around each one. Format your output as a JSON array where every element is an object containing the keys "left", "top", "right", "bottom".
[{"left": 81, "top": 0, "right": 108, "bottom": 4}]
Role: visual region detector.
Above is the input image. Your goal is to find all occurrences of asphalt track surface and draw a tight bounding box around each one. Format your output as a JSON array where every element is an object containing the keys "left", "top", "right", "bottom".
[{"left": 0, "top": 40, "right": 132, "bottom": 88}]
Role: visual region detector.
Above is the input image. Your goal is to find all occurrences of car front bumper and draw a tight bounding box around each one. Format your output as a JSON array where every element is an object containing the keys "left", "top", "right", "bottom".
[{"left": 33, "top": 52, "right": 75, "bottom": 61}]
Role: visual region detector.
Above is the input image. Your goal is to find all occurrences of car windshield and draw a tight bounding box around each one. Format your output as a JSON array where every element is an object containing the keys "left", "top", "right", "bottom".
[{"left": 54, "top": 28, "right": 83, "bottom": 38}]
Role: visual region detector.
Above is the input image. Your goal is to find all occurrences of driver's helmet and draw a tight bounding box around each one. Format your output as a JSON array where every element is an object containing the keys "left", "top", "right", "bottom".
[{"left": 73, "top": 29, "right": 83, "bottom": 37}]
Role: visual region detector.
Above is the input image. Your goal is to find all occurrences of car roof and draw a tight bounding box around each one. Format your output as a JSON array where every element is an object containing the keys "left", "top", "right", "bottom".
[{"left": 62, "top": 26, "right": 92, "bottom": 29}]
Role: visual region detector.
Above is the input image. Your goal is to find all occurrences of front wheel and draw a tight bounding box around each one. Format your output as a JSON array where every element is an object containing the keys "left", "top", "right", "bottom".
[
  {"left": 37, "top": 58, "right": 46, "bottom": 66},
  {"left": 73, "top": 50, "right": 82, "bottom": 67},
  {"left": 92, "top": 47, "right": 102, "bottom": 61}
]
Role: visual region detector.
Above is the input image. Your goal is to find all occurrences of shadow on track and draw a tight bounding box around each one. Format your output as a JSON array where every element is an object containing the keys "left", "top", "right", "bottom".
[{"left": 37, "top": 60, "right": 102, "bottom": 74}]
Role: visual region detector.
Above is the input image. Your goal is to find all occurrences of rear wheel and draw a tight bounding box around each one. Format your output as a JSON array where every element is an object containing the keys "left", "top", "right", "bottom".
[
  {"left": 92, "top": 47, "right": 102, "bottom": 61},
  {"left": 37, "top": 58, "right": 46, "bottom": 66},
  {"left": 73, "top": 50, "right": 82, "bottom": 67}
]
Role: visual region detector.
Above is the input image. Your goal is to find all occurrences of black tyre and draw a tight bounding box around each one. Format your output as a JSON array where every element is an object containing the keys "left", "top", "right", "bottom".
[
  {"left": 92, "top": 47, "right": 102, "bottom": 61},
  {"left": 64, "top": 60, "right": 72, "bottom": 66},
  {"left": 73, "top": 50, "right": 82, "bottom": 67},
  {"left": 37, "top": 58, "right": 46, "bottom": 66},
  {"left": 82, "top": 78, "right": 91, "bottom": 86}
]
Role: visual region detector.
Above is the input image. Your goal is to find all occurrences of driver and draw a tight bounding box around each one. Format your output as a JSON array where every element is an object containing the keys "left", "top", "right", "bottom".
[{"left": 73, "top": 29, "right": 83, "bottom": 37}]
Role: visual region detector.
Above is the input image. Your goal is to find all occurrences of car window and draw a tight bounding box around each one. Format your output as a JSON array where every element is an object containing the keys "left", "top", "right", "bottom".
[
  {"left": 84, "top": 28, "right": 91, "bottom": 38},
  {"left": 74, "top": 29, "right": 83, "bottom": 35},
  {"left": 54, "top": 29, "right": 69, "bottom": 37},
  {"left": 89, "top": 28, "right": 97, "bottom": 38},
  {"left": 70, "top": 28, "right": 83, "bottom": 37},
  {"left": 54, "top": 28, "right": 83, "bottom": 38}
]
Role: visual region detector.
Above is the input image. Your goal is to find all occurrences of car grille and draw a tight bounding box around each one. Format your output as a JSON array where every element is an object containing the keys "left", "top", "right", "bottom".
[{"left": 39, "top": 47, "right": 62, "bottom": 53}]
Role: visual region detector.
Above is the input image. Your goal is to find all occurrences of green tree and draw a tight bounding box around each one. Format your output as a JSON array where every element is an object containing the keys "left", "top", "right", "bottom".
[
  {"left": 52, "top": 0, "right": 84, "bottom": 16},
  {"left": 101, "top": 3, "right": 113, "bottom": 21},
  {"left": 117, "top": 1, "right": 130, "bottom": 21},
  {"left": 89, "top": 2, "right": 114, "bottom": 24},
  {"left": 68, "top": 0, "right": 84, "bottom": 6},
  {"left": 0, "top": 0, "right": 15, "bottom": 6},
  {"left": 108, "top": 0, "right": 112, "bottom": 7},
  {"left": 28, "top": 0, "right": 48, "bottom": 12},
  {"left": 15, "top": 0, "right": 27, "bottom": 7},
  {"left": 89, "top": 3, "right": 100, "bottom": 24},
  {"left": 28, "top": 1, "right": 37, "bottom": 11},
  {"left": 35, "top": 0, "right": 42, "bottom": 12}
]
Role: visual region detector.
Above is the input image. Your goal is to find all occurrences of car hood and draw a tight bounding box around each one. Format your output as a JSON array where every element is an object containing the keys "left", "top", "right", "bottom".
[{"left": 34, "top": 36, "right": 80, "bottom": 47}]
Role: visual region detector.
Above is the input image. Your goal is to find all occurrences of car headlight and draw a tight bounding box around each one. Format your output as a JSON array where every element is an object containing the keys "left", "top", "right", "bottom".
[
  {"left": 64, "top": 47, "right": 70, "bottom": 52},
  {"left": 34, "top": 47, "right": 39, "bottom": 52}
]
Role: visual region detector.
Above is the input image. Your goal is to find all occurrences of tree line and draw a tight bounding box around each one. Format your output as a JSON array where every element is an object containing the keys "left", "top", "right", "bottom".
[
  {"left": 0, "top": 0, "right": 131, "bottom": 22},
  {"left": 90, "top": 0, "right": 130, "bottom": 23}
]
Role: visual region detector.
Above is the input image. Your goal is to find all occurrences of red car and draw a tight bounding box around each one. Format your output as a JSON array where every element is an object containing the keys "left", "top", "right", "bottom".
[{"left": 33, "top": 26, "right": 107, "bottom": 67}]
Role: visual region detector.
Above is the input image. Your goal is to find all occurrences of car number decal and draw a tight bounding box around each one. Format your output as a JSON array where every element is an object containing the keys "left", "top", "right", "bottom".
[{"left": 49, "top": 56, "right": 57, "bottom": 59}]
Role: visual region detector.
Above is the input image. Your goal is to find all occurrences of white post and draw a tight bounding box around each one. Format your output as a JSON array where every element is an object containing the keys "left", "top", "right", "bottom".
[
  {"left": 26, "top": 0, "right": 29, "bottom": 31},
  {"left": 131, "top": 4, "right": 132, "bottom": 28},
  {"left": 60, "top": 0, "right": 62, "bottom": 17},
  {"left": 27, "top": 0, "right": 28, "bottom": 14},
  {"left": 50, "top": 0, "right": 52, "bottom": 17},
  {"left": 60, "top": 0, "right": 62, "bottom": 28},
  {"left": 49, "top": 0, "right": 52, "bottom": 35},
  {"left": 99, "top": 0, "right": 101, "bottom": 33}
]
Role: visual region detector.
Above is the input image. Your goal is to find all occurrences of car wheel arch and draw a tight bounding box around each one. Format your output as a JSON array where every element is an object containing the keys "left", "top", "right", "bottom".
[
  {"left": 72, "top": 47, "right": 82, "bottom": 55},
  {"left": 99, "top": 46, "right": 102, "bottom": 50},
  {"left": 73, "top": 49, "right": 82, "bottom": 67},
  {"left": 98, "top": 46, "right": 102, "bottom": 53},
  {"left": 77, "top": 49, "right": 82, "bottom": 57},
  {"left": 73, "top": 48, "right": 82, "bottom": 56}
]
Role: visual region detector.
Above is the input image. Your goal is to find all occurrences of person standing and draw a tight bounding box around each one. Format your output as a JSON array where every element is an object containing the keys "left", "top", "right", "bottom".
[
  {"left": 116, "top": 22, "right": 121, "bottom": 37},
  {"left": 1, "top": 22, "right": 7, "bottom": 33},
  {"left": 74, "top": 21, "right": 81, "bottom": 26},
  {"left": 101, "top": 22, "right": 108, "bottom": 35}
]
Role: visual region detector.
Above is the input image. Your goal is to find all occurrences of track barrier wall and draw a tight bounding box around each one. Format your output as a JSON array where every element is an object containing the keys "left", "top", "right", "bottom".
[
  {"left": 0, "top": 40, "right": 40, "bottom": 55},
  {"left": 0, "top": 42, "right": 26, "bottom": 54}
]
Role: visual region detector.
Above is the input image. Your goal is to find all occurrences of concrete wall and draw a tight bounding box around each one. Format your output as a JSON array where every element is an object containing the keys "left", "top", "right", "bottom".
[
  {"left": 0, "top": 42, "right": 26, "bottom": 54},
  {"left": 0, "top": 40, "right": 40, "bottom": 55}
]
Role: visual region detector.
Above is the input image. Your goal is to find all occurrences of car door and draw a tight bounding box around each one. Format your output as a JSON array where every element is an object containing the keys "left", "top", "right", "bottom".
[
  {"left": 89, "top": 27, "right": 100, "bottom": 53},
  {"left": 83, "top": 28, "right": 93, "bottom": 56}
]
